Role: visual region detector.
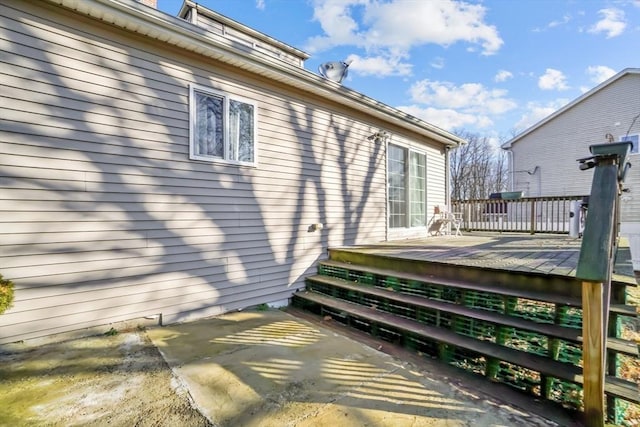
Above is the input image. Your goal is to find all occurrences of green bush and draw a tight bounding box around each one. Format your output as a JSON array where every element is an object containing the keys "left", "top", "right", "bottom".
[{"left": 0, "top": 274, "right": 15, "bottom": 314}]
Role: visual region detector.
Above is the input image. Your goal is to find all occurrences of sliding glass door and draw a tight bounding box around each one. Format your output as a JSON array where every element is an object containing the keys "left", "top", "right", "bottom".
[{"left": 388, "top": 144, "right": 426, "bottom": 229}]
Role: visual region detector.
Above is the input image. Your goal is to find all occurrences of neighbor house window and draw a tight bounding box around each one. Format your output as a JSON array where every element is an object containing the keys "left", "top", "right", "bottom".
[
  {"left": 388, "top": 144, "right": 427, "bottom": 228},
  {"left": 189, "top": 84, "right": 257, "bottom": 165},
  {"left": 620, "top": 134, "right": 639, "bottom": 154}
]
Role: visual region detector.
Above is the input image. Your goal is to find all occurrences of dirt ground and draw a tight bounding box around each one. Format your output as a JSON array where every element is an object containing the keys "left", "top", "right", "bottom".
[{"left": 0, "top": 327, "right": 212, "bottom": 427}]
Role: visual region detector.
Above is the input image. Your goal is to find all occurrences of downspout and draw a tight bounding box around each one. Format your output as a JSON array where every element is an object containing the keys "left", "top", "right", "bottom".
[{"left": 445, "top": 146, "right": 451, "bottom": 207}]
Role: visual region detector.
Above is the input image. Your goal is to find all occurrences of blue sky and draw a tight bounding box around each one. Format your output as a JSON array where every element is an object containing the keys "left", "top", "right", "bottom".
[{"left": 157, "top": 0, "right": 640, "bottom": 143}]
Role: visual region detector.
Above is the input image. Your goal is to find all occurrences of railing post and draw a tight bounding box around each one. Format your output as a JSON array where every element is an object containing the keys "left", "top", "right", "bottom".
[
  {"left": 576, "top": 141, "right": 631, "bottom": 427},
  {"left": 529, "top": 199, "right": 536, "bottom": 234},
  {"left": 581, "top": 279, "right": 605, "bottom": 426}
]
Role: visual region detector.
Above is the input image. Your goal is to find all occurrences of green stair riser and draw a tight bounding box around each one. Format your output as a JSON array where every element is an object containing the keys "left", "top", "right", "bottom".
[{"left": 298, "top": 260, "right": 640, "bottom": 418}]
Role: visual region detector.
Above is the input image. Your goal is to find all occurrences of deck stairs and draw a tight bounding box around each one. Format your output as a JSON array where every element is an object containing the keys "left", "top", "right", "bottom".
[{"left": 291, "top": 247, "right": 640, "bottom": 418}]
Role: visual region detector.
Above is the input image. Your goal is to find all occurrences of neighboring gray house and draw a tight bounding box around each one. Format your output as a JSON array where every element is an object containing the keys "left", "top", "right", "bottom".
[
  {"left": 502, "top": 68, "right": 639, "bottom": 269},
  {"left": 0, "top": 0, "right": 463, "bottom": 343},
  {"left": 502, "top": 69, "right": 639, "bottom": 239}
]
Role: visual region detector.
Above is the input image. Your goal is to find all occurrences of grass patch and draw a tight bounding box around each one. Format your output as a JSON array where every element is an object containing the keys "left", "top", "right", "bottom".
[{"left": 0, "top": 274, "right": 14, "bottom": 315}]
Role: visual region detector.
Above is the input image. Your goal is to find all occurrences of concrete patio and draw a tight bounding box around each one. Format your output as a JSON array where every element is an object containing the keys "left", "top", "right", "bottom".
[{"left": 146, "top": 308, "right": 570, "bottom": 427}]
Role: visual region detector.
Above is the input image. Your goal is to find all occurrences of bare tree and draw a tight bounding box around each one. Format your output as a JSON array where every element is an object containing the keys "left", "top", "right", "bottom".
[{"left": 450, "top": 130, "right": 509, "bottom": 201}]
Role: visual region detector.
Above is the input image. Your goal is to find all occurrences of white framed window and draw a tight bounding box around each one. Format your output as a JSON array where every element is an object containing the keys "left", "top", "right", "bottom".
[
  {"left": 189, "top": 83, "right": 258, "bottom": 165},
  {"left": 619, "top": 134, "right": 639, "bottom": 155},
  {"left": 388, "top": 143, "right": 427, "bottom": 229}
]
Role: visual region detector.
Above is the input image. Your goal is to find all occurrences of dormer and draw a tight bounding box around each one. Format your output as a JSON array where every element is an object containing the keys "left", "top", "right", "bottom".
[{"left": 177, "top": 0, "right": 310, "bottom": 68}]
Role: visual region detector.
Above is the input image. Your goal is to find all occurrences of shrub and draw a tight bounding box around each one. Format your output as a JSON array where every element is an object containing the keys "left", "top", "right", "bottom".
[{"left": 0, "top": 274, "right": 15, "bottom": 314}]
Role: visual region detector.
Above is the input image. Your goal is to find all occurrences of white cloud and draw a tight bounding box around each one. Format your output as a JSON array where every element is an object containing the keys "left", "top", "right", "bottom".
[
  {"left": 305, "top": 0, "right": 503, "bottom": 56},
  {"left": 256, "top": 0, "right": 265, "bottom": 10},
  {"left": 409, "top": 79, "right": 517, "bottom": 114},
  {"left": 586, "top": 65, "right": 616, "bottom": 84},
  {"left": 548, "top": 14, "right": 571, "bottom": 28},
  {"left": 346, "top": 53, "right": 412, "bottom": 77},
  {"left": 398, "top": 79, "right": 517, "bottom": 131},
  {"left": 588, "top": 8, "right": 626, "bottom": 38},
  {"left": 396, "top": 105, "right": 493, "bottom": 131},
  {"left": 538, "top": 68, "right": 569, "bottom": 91},
  {"left": 494, "top": 70, "right": 513, "bottom": 83},
  {"left": 430, "top": 57, "right": 445, "bottom": 69},
  {"left": 532, "top": 14, "right": 571, "bottom": 32},
  {"left": 305, "top": 0, "right": 368, "bottom": 53},
  {"left": 514, "top": 99, "right": 569, "bottom": 131}
]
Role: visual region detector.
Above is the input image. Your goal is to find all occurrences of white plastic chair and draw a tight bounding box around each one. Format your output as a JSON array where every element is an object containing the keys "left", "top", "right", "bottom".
[{"left": 431, "top": 205, "right": 462, "bottom": 236}]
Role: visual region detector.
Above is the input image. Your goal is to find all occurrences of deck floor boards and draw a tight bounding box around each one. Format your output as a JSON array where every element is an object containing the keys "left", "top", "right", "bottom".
[{"left": 336, "top": 232, "right": 637, "bottom": 285}]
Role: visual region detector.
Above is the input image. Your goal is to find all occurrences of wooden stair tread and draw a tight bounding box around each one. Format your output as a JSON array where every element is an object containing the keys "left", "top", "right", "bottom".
[
  {"left": 307, "top": 275, "right": 639, "bottom": 358},
  {"left": 604, "top": 375, "right": 640, "bottom": 403},
  {"left": 308, "top": 275, "right": 579, "bottom": 340},
  {"left": 293, "top": 291, "right": 640, "bottom": 404},
  {"left": 294, "top": 290, "right": 581, "bottom": 383},
  {"left": 610, "top": 304, "right": 639, "bottom": 317},
  {"left": 607, "top": 337, "right": 639, "bottom": 357},
  {"left": 320, "top": 260, "right": 582, "bottom": 307}
]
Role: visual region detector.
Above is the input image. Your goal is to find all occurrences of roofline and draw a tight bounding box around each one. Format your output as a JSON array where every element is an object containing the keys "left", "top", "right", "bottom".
[
  {"left": 502, "top": 68, "right": 640, "bottom": 150},
  {"left": 177, "top": 0, "right": 311, "bottom": 61},
  {"left": 45, "top": 0, "right": 465, "bottom": 147}
]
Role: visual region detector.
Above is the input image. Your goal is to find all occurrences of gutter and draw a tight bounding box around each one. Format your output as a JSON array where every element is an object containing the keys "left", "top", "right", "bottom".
[{"left": 45, "top": 0, "right": 464, "bottom": 148}]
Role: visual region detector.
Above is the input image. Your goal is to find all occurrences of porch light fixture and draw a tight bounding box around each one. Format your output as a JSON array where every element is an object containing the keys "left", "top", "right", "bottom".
[{"left": 367, "top": 130, "right": 389, "bottom": 142}]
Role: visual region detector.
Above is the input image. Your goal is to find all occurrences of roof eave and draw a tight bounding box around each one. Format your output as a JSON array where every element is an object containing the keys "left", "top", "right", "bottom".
[
  {"left": 505, "top": 68, "right": 640, "bottom": 148},
  {"left": 177, "top": 0, "right": 311, "bottom": 61}
]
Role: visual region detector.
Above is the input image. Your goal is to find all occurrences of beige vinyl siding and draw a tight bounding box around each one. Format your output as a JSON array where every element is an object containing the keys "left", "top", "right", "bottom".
[
  {"left": 620, "top": 153, "right": 639, "bottom": 225},
  {"left": 427, "top": 146, "right": 447, "bottom": 211},
  {"left": 509, "top": 73, "right": 639, "bottom": 224},
  {"left": 0, "top": 0, "right": 445, "bottom": 343}
]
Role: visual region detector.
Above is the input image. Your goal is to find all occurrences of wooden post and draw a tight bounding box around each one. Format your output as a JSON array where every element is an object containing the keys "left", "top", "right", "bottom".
[
  {"left": 529, "top": 200, "right": 536, "bottom": 234},
  {"left": 582, "top": 280, "right": 605, "bottom": 427},
  {"left": 575, "top": 142, "right": 631, "bottom": 426}
]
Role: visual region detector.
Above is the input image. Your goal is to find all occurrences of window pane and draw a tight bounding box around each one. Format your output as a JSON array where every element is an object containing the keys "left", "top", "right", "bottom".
[
  {"left": 388, "top": 144, "right": 406, "bottom": 228},
  {"left": 229, "top": 100, "right": 255, "bottom": 162},
  {"left": 622, "top": 134, "right": 638, "bottom": 154},
  {"left": 195, "top": 92, "right": 223, "bottom": 158},
  {"left": 409, "top": 152, "right": 426, "bottom": 227}
]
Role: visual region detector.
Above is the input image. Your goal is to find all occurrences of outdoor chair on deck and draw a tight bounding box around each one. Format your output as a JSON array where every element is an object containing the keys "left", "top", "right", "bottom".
[{"left": 428, "top": 205, "right": 463, "bottom": 236}]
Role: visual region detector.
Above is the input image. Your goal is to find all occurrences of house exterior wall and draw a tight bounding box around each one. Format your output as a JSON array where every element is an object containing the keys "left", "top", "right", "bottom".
[
  {"left": 507, "top": 73, "right": 640, "bottom": 225},
  {"left": 0, "top": 1, "right": 447, "bottom": 343}
]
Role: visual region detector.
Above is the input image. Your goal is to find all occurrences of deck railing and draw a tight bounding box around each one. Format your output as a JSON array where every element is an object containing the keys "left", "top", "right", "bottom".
[{"left": 452, "top": 195, "right": 588, "bottom": 234}]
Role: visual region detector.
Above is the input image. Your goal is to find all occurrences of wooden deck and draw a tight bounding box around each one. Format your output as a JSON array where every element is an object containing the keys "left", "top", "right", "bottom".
[
  {"left": 295, "top": 232, "right": 639, "bottom": 424},
  {"left": 336, "top": 232, "right": 638, "bottom": 285}
]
